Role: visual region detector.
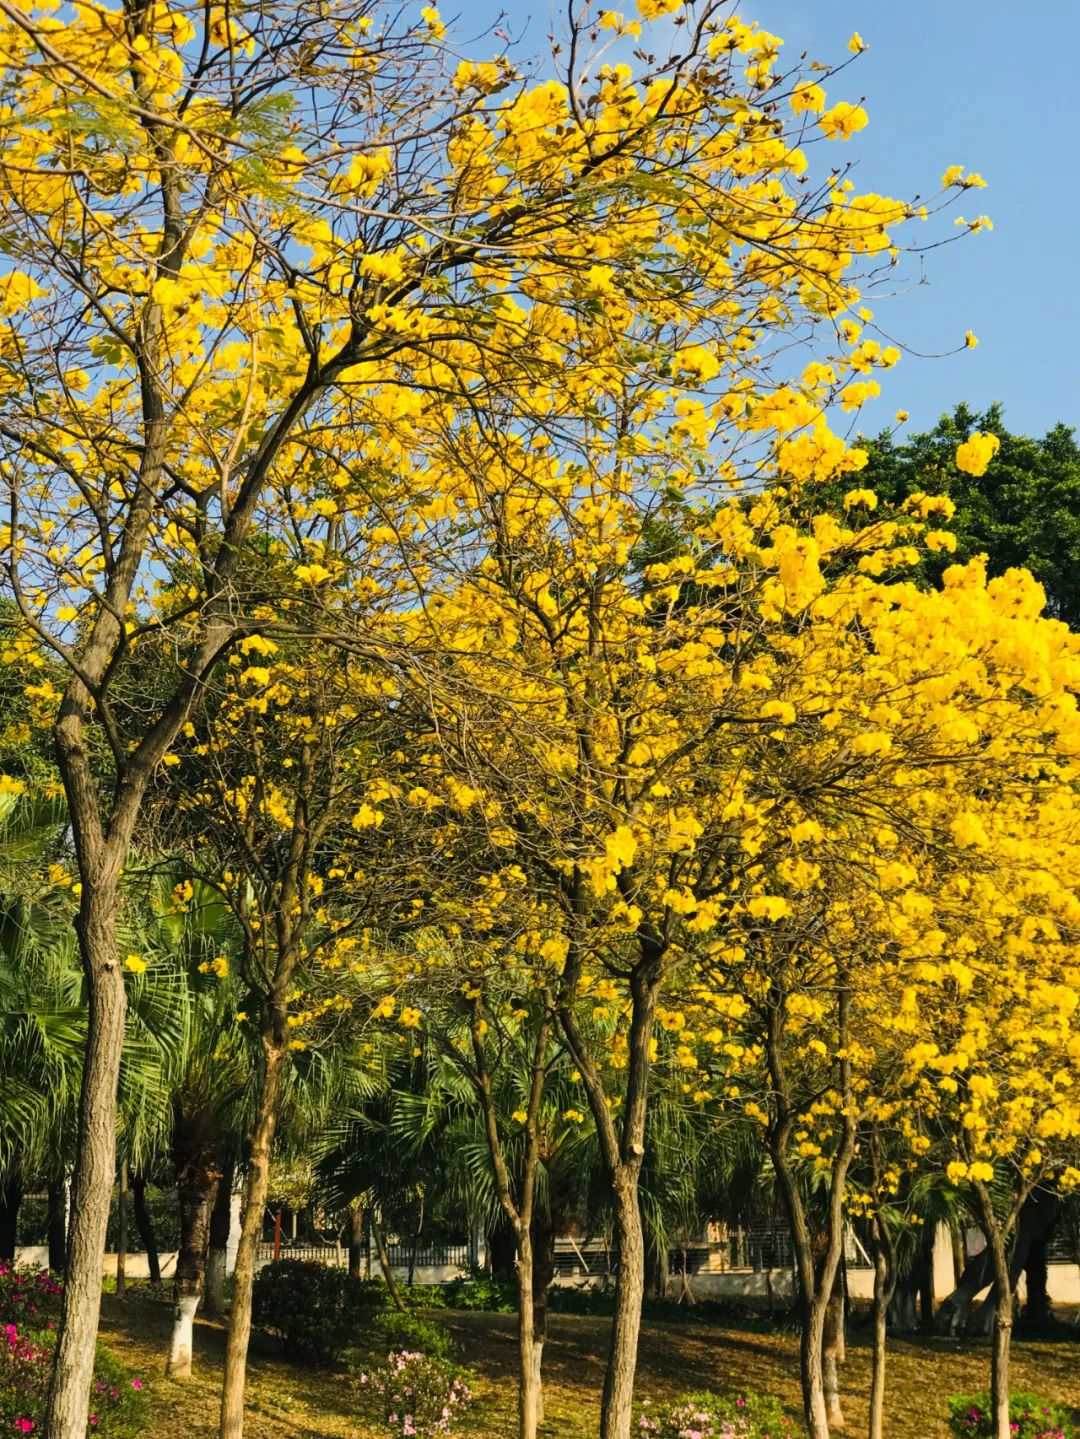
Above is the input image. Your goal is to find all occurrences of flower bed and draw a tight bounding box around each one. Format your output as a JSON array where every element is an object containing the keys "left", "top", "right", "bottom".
[{"left": 0, "top": 1265, "right": 147, "bottom": 1437}]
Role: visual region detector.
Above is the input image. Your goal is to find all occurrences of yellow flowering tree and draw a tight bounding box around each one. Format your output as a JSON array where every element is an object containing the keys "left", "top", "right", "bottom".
[{"left": 0, "top": 0, "right": 977, "bottom": 1431}]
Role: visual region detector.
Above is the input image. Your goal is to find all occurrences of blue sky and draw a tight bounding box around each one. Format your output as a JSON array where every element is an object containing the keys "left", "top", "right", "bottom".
[{"left": 453, "top": 0, "right": 1079, "bottom": 439}]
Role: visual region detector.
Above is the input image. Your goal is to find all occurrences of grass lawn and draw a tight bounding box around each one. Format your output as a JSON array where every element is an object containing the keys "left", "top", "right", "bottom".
[{"left": 97, "top": 1289, "right": 1080, "bottom": 1439}]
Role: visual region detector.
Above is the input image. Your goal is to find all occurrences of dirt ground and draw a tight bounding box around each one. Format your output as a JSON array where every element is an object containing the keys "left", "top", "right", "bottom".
[{"left": 97, "top": 1288, "right": 1080, "bottom": 1439}]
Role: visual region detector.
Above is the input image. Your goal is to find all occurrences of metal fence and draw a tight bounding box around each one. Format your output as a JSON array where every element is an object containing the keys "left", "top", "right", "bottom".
[{"left": 256, "top": 1240, "right": 472, "bottom": 1269}]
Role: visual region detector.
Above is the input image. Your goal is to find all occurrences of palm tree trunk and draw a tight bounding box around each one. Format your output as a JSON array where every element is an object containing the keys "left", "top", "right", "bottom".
[
  {"left": 372, "top": 1214, "right": 407, "bottom": 1311},
  {"left": 219, "top": 1038, "right": 285, "bottom": 1439},
  {"left": 168, "top": 1161, "right": 220, "bottom": 1377},
  {"left": 44, "top": 880, "right": 127, "bottom": 1439},
  {"left": 205, "top": 1157, "right": 234, "bottom": 1317},
  {"left": 115, "top": 1160, "right": 128, "bottom": 1297},
  {"left": 0, "top": 1174, "right": 21, "bottom": 1263},
  {"left": 131, "top": 1173, "right": 161, "bottom": 1288},
  {"left": 347, "top": 1205, "right": 364, "bottom": 1281},
  {"left": 47, "top": 1177, "right": 67, "bottom": 1275}
]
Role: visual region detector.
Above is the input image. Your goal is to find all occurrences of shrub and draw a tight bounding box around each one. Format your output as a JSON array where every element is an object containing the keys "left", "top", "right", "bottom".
[
  {"left": 0, "top": 1266, "right": 63, "bottom": 1328},
  {"left": 947, "top": 1393, "right": 1073, "bottom": 1439},
  {"left": 444, "top": 1268, "right": 515, "bottom": 1313},
  {"left": 638, "top": 1389, "right": 795, "bottom": 1439},
  {"left": 358, "top": 1350, "right": 471, "bottom": 1438},
  {"left": 252, "top": 1259, "right": 378, "bottom": 1364},
  {"left": 0, "top": 1317, "right": 147, "bottom": 1437},
  {"left": 400, "top": 1283, "right": 448, "bottom": 1310},
  {"left": 374, "top": 1312, "right": 454, "bottom": 1360}
]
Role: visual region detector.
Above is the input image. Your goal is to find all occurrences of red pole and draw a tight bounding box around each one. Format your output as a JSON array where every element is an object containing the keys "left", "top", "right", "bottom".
[{"left": 273, "top": 1207, "right": 282, "bottom": 1261}]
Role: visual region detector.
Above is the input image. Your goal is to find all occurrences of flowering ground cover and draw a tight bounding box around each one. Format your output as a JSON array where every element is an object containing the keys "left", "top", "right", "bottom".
[{"left": 91, "top": 1290, "right": 1080, "bottom": 1439}]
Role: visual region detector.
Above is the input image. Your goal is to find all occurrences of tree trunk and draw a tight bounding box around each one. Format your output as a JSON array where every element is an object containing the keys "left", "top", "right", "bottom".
[
  {"left": 799, "top": 1295, "right": 831, "bottom": 1439},
  {"left": 44, "top": 886, "right": 127, "bottom": 1439},
  {"left": 951, "top": 1229, "right": 966, "bottom": 1288},
  {"left": 219, "top": 1039, "right": 285, "bottom": 1439},
  {"left": 347, "top": 1204, "right": 364, "bottom": 1281},
  {"left": 867, "top": 1213, "right": 897, "bottom": 1439},
  {"left": 167, "top": 1157, "right": 220, "bottom": 1377},
  {"left": 372, "top": 1214, "right": 407, "bottom": 1312},
  {"left": 0, "top": 1175, "right": 21, "bottom": 1263},
  {"left": 917, "top": 1229, "right": 935, "bottom": 1331},
  {"left": 487, "top": 1211, "right": 517, "bottom": 1279},
  {"left": 990, "top": 1281, "right": 1013, "bottom": 1439},
  {"left": 985, "top": 1230, "right": 1013, "bottom": 1439},
  {"left": 868, "top": 1252, "right": 888, "bottom": 1439},
  {"left": 131, "top": 1174, "right": 161, "bottom": 1288},
  {"left": 47, "top": 1177, "right": 67, "bottom": 1275},
  {"left": 600, "top": 1176, "right": 646, "bottom": 1439},
  {"left": 115, "top": 1160, "right": 128, "bottom": 1297},
  {"left": 516, "top": 1228, "right": 540, "bottom": 1439},
  {"left": 205, "top": 1157, "right": 234, "bottom": 1318},
  {"left": 823, "top": 1269, "right": 846, "bottom": 1432},
  {"left": 1023, "top": 1230, "right": 1051, "bottom": 1334},
  {"left": 530, "top": 1201, "right": 557, "bottom": 1428}
]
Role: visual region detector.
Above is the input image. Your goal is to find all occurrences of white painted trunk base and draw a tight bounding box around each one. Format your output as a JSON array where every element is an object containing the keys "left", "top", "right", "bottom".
[{"left": 166, "top": 1294, "right": 200, "bottom": 1378}]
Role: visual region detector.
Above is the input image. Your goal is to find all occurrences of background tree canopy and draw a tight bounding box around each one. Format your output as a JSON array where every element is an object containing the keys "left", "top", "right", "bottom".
[{"left": 853, "top": 404, "right": 1080, "bottom": 626}]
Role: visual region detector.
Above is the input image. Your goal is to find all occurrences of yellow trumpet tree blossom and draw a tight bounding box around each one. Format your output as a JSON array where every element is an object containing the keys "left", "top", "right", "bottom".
[
  {"left": 390, "top": 468, "right": 1080, "bottom": 1439},
  {"left": 669, "top": 559, "right": 1080, "bottom": 1439}
]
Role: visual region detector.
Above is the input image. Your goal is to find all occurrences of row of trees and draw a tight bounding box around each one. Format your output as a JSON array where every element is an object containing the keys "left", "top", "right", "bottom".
[{"left": 0, "top": 4, "right": 1073, "bottom": 1439}]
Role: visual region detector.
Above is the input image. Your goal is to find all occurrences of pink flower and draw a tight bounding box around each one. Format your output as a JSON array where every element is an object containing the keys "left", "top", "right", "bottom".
[
  {"left": 15, "top": 1420, "right": 35, "bottom": 1434},
  {"left": 131, "top": 1379, "right": 143, "bottom": 1391}
]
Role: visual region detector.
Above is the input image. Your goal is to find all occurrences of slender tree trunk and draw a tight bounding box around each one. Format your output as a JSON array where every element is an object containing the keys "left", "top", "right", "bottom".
[
  {"left": 530, "top": 1202, "right": 556, "bottom": 1429},
  {"left": 556, "top": 953, "right": 659, "bottom": 1439},
  {"left": 765, "top": 976, "right": 857, "bottom": 1439},
  {"left": 372, "top": 1214, "right": 407, "bottom": 1312},
  {"left": 985, "top": 1230, "right": 1013, "bottom": 1439},
  {"left": 131, "top": 1174, "right": 161, "bottom": 1288},
  {"left": 867, "top": 1212, "right": 897, "bottom": 1439},
  {"left": 516, "top": 1228, "right": 539, "bottom": 1439},
  {"left": 167, "top": 1161, "right": 219, "bottom": 1378},
  {"left": 47, "top": 1177, "right": 67, "bottom": 1275},
  {"left": 868, "top": 1255, "right": 888, "bottom": 1439},
  {"left": 115, "top": 1160, "right": 128, "bottom": 1297},
  {"left": 823, "top": 1268, "right": 846, "bottom": 1431},
  {"left": 347, "top": 1205, "right": 364, "bottom": 1281},
  {"left": 44, "top": 884, "right": 127, "bottom": 1439},
  {"left": 601, "top": 1175, "right": 647, "bottom": 1439},
  {"left": 0, "top": 1175, "right": 21, "bottom": 1263},
  {"left": 220, "top": 1039, "right": 285, "bottom": 1439},
  {"left": 205, "top": 1158, "right": 234, "bottom": 1318}
]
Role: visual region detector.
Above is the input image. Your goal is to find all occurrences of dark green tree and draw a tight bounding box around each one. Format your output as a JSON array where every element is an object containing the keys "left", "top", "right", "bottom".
[{"left": 852, "top": 404, "right": 1080, "bottom": 625}]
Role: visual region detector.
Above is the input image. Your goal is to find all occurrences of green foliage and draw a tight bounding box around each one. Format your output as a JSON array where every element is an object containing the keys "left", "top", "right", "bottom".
[
  {"left": 399, "top": 1283, "right": 448, "bottom": 1309},
  {"left": 252, "top": 1259, "right": 378, "bottom": 1365},
  {"left": 638, "top": 1389, "right": 794, "bottom": 1439},
  {"left": 947, "top": 1392, "right": 1073, "bottom": 1439},
  {"left": 373, "top": 1310, "right": 454, "bottom": 1360},
  {"left": 443, "top": 1267, "right": 516, "bottom": 1313},
  {"left": 853, "top": 403, "right": 1080, "bottom": 626}
]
